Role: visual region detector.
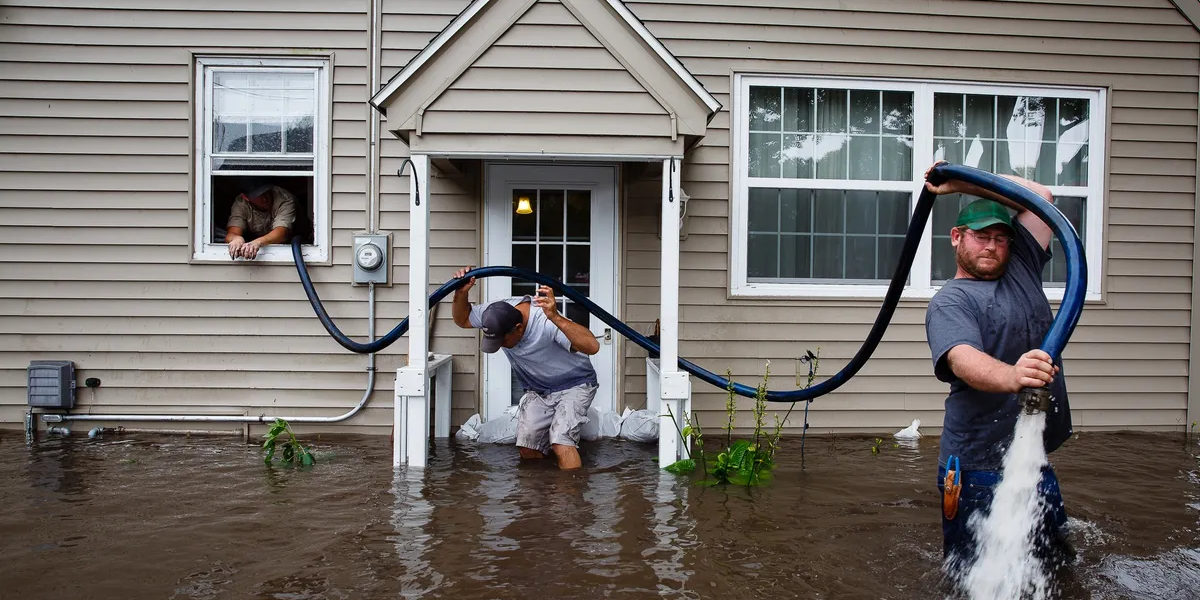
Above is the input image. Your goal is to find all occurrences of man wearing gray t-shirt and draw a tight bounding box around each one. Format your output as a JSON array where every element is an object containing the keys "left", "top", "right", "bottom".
[
  {"left": 923, "top": 161, "right": 1074, "bottom": 574},
  {"left": 452, "top": 267, "right": 600, "bottom": 470}
]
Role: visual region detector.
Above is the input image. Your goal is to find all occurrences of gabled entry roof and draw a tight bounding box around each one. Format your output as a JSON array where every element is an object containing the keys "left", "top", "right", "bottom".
[{"left": 369, "top": 0, "right": 721, "bottom": 157}]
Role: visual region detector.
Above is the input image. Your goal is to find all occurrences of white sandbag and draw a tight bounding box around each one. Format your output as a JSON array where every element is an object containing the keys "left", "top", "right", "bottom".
[
  {"left": 478, "top": 406, "right": 519, "bottom": 444},
  {"left": 580, "top": 406, "right": 603, "bottom": 441},
  {"left": 618, "top": 409, "right": 659, "bottom": 443},
  {"left": 597, "top": 409, "right": 624, "bottom": 439},
  {"left": 893, "top": 418, "right": 922, "bottom": 440},
  {"left": 455, "top": 413, "right": 482, "bottom": 442}
]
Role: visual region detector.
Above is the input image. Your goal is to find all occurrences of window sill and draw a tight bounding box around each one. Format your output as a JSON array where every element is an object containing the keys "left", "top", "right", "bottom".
[
  {"left": 732, "top": 281, "right": 1101, "bottom": 304},
  {"left": 191, "top": 244, "right": 329, "bottom": 265}
]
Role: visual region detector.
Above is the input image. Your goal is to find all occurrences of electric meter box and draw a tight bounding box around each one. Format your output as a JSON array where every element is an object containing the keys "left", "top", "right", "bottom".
[
  {"left": 352, "top": 233, "right": 391, "bottom": 285},
  {"left": 27, "top": 360, "right": 76, "bottom": 409}
]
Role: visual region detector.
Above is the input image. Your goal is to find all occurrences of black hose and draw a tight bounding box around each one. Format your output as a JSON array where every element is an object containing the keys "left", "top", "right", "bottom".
[{"left": 291, "top": 163, "right": 1086, "bottom": 402}]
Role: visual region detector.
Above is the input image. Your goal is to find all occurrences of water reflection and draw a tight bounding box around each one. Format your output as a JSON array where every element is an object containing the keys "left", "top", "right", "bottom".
[{"left": 389, "top": 467, "right": 443, "bottom": 598}]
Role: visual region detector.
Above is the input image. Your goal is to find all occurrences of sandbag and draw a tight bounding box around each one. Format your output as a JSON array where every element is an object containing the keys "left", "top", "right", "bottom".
[
  {"left": 580, "top": 406, "right": 603, "bottom": 441},
  {"left": 455, "top": 413, "right": 482, "bottom": 442},
  {"left": 477, "top": 406, "right": 519, "bottom": 444},
  {"left": 618, "top": 408, "right": 659, "bottom": 443}
]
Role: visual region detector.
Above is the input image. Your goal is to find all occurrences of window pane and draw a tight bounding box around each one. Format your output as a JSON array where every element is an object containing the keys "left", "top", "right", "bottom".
[
  {"left": 285, "top": 116, "right": 313, "bottom": 153},
  {"left": 748, "top": 188, "right": 779, "bottom": 232},
  {"left": 249, "top": 121, "right": 282, "bottom": 153},
  {"left": 748, "top": 234, "right": 778, "bottom": 278},
  {"left": 813, "top": 236, "right": 843, "bottom": 279},
  {"left": 964, "top": 94, "right": 994, "bottom": 139},
  {"left": 845, "top": 190, "right": 877, "bottom": 235},
  {"left": 934, "top": 93, "right": 964, "bottom": 137},
  {"left": 779, "top": 189, "right": 812, "bottom": 233},
  {"left": 214, "top": 121, "right": 247, "bottom": 153},
  {"left": 749, "top": 86, "right": 781, "bottom": 131},
  {"left": 848, "top": 136, "right": 880, "bottom": 180},
  {"left": 813, "top": 190, "right": 844, "bottom": 234},
  {"left": 779, "top": 234, "right": 811, "bottom": 279},
  {"left": 878, "top": 192, "right": 910, "bottom": 235},
  {"left": 513, "top": 189, "right": 537, "bottom": 241},
  {"left": 781, "top": 134, "right": 813, "bottom": 179},
  {"left": 850, "top": 90, "right": 880, "bottom": 134},
  {"left": 881, "top": 91, "right": 913, "bottom": 135},
  {"left": 815, "top": 89, "right": 848, "bottom": 133},
  {"left": 566, "top": 245, "right": 590, "bottom": 286},
  {"left": 539, "top": 190, "right": 564, "bottom": 241},
  {"left": 565, "top": 302, "right": 590, "bottom": 328},
  {"left": 566, "top": 190, "right": 590, "bottom": 242},
  {"left": 538, "top": 244, "right": 563, "bottom": 281},
  {"left": 1058, "top": 144, "right": 1088, "bottom": 187},
  {"left": 814, "top": 134, "right": 849, "bottom": 179},
  {"left": 783, "top": 87, "right": 813, "bottom": 132},
  {"left": 845, "top": 236, "right": 876, "bottom": 280},
  {"left": 513, "top": 244, "right": 536, "bottom": 271},
  {"left": 749, "top": 133, "right": 781, "bottom": 177},
  {"left": 881, "top": 136, "right": 913, "bottom": 180}
]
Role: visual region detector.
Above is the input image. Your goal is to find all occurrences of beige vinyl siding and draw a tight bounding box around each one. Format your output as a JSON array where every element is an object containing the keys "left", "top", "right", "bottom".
[
  {"left": 415, "top": 0, "right": 674, "bottom": 154},
  {"left": 0, "top": 0, "right": 469, "bottom": 432},
  {"left": 620, "top": 0, "right": 1200, "bottom": 433},
  {"left": 380, "top": 0, "right": 485, "bottom": 427}
]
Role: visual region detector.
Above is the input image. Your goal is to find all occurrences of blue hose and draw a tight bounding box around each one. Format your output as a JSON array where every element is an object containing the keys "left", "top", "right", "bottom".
[{"left": 292, "top": 162, "right": 1086, "bottom": 402}]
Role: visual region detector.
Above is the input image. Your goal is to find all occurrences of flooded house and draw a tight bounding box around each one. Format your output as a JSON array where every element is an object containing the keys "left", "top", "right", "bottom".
[{"left": 2, "top": 0, "right": 1199, "bottom": 467}]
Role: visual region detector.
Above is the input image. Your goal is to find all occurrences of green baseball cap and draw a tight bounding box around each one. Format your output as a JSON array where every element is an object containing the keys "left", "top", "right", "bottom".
[{"left": 955, "top": 199, "right": 1014, "bottom": 232}]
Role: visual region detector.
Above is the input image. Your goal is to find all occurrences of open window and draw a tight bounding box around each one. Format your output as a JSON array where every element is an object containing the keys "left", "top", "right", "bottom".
[{"left": 193, "top": 56, "right": 330, "bottom": 262}]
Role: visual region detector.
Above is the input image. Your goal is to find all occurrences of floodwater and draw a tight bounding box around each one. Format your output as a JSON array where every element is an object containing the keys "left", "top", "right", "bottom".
[{"left": 1, "top": 428, "right": 1197, "bottom": 600}]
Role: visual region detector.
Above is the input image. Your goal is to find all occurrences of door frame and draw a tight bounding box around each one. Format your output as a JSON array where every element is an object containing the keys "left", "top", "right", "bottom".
[{"left": 480, "top": 162, "right": 621, "bottom": 422}]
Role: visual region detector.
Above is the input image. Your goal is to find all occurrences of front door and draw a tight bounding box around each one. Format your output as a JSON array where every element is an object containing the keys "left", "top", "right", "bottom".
[{"left": 482, "top": 163, "right": 618, "bottom": 421}]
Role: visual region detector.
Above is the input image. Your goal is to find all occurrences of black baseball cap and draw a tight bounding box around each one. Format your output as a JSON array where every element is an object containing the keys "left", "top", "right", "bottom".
[{"left": 479, "top": 302, "right": 523, "bottom": 353}]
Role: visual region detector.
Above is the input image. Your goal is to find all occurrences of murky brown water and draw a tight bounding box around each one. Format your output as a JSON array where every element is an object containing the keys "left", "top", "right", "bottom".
[{"left": 1, "top": 428, "right": 1197, "bottom": 600}]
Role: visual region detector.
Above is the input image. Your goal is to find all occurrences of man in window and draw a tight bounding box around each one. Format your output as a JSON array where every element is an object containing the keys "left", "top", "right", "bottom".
[
  {"left": 922, "top": 161, "right": 1074, "bottom": 576},
  {"left": 451, "top": 267, "right": 600, "bottom": 470},
  {"left": 225, "top": 182, "right": 297, "bottom": 260}
]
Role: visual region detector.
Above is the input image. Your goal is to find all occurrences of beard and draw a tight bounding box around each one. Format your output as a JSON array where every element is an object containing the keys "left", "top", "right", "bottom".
[{"left": 956, "top": 242, "right": 1007, "bottom": 280}]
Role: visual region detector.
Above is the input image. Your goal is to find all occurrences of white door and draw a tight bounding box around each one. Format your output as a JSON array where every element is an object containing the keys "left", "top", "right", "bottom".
[{"left": 482, "top": 163, "right": 618, "bottom": 421}]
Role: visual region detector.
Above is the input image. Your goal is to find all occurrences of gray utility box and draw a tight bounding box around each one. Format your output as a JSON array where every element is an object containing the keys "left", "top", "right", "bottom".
[{"left": 27, "top": 360, "right": 75, "bottom": 409}]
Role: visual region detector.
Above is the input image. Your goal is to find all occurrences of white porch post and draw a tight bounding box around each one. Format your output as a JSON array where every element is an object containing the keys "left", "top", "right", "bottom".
[
  {"left": 395, "top": 154, "right": 431, "bottom": 469},
  {"left": 659, "top": 156, "right": 691, "bottom": 467}
]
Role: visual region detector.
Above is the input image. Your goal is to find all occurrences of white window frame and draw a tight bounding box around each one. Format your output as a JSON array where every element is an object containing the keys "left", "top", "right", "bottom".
[
  {"left": 730, "top": 74, "right": 1105, "bottom": 302},
  {"left": 192, "top": 56, "right": 331, "bottom": 263}
]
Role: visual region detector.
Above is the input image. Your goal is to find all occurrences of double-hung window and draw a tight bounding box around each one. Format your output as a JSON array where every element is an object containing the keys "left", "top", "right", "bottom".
[
  {"left": 731, "top": 75, "right": 1104, "bottom": 301},
  {"left": 193, "top": 56, "right": 330, "bottom": 262}
]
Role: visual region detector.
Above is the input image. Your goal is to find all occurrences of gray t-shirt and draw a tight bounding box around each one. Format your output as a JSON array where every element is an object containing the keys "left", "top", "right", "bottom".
[
  {"left": 925, "top": 221, "right": 1073, "bottom": 471},
  {"left": 470, "top": 296, "right": 598, "bottom": 395}
]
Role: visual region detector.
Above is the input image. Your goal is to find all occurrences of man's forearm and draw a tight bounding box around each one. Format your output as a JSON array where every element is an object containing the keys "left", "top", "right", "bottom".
[
  {"left": 252, "top": 226, "right": 290, "bottom": 246},
  {"left": 550, "top": 314, "right": 599, "bottom": 355},
  {"left": 452, "top": 291, "right": 473, "bottom": 328},
  {"left": 946, "top": 344, "right": 1018, "bottom": 394}
]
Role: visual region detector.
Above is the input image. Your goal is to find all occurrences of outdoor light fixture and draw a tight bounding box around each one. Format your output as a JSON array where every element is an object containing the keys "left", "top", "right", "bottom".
[{"left": 516, "top": 195, "right": 533, "bottom": 214}]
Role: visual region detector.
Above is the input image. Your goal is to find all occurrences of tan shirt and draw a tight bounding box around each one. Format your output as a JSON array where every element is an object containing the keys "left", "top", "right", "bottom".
[{"left": 226, "top": 186, "right": 297, "bottom": 238}]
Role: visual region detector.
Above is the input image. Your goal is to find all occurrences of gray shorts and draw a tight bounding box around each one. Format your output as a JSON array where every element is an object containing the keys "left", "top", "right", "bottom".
[{"left": 516, "top": 383, "right": 598, "bottom": 454}]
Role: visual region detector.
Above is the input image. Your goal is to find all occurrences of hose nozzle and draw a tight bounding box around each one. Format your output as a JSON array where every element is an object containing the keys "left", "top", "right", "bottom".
[{"left": 1019, "top": 387, "right": 1051, "bottom": 415}]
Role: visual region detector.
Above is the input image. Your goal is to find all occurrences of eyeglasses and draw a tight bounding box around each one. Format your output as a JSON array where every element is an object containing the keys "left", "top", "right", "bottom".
[{"left": 963, "top": 229, "right": 1012, "bottom": 247}]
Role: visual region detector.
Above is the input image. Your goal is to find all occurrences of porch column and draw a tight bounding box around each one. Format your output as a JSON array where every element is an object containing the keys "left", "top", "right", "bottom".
[
  {"left": 659, "top": 156, "right": 691, "bottom": 467},
  {"left": 395, "top": 154, "right": 431, "bottom": 469}
]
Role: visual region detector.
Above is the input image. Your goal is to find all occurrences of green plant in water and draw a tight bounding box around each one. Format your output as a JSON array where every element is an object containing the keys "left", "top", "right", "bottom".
[
  {"left": 663, "top": 351, "right": 820, "bottom": 487},
  {"left": 262, "top": 418, "right": 316, "bottom": 467}
]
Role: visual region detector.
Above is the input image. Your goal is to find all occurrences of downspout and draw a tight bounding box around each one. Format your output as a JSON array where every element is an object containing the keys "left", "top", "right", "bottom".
[{"left": 41, "top": 2, "right": 386, "bottom": 429}]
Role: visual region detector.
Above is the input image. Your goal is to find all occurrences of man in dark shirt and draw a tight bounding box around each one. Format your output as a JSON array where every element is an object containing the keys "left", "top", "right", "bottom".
[{"left": 923, "top": 161, "right": 1074, "bottom": 572}]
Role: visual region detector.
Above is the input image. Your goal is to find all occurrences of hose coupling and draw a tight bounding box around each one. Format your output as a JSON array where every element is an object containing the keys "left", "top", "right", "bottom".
[{"left": 1019, "top": 387, "right": 1051, "bottom": 415}]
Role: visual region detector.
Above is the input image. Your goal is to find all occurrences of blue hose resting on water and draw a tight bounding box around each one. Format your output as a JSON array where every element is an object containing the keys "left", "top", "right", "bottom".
[{"left": 292, "top": 162, "right": 1086, "bottom": 403}]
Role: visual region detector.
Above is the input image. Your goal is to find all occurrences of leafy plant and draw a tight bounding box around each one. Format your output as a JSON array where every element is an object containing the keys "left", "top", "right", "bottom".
[
  {"left": 262, "top": 418, "right": 315, "bottom": 467},
  {"left": 663, "top": 350, "right": 820, "bottom": 487}
]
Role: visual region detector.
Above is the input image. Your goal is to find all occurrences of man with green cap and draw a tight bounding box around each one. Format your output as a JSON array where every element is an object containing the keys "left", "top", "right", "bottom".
[{"left": 922, "top": 161, "right": 1074, "bottom": 577}]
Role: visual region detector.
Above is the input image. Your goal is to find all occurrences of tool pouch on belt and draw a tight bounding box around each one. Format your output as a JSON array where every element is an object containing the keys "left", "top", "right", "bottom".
[{"left": 943, "top": 455, "right": 961, "bottom": 520}]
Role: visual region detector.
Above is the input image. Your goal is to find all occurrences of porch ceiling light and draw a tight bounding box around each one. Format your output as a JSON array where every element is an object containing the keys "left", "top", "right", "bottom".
[{"left": 516, "top": 195, "right": 533, "bottom": 215}]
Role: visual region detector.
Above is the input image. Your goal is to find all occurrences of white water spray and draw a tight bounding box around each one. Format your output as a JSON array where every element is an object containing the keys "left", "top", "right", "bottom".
[{"left": 961, "top": 411, "right": 1053, "bottom": 600}]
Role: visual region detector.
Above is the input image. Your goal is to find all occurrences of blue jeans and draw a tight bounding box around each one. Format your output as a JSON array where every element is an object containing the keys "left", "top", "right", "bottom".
[{"left": 936, "top": 464, "right": 1071, "bottom": 567}]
